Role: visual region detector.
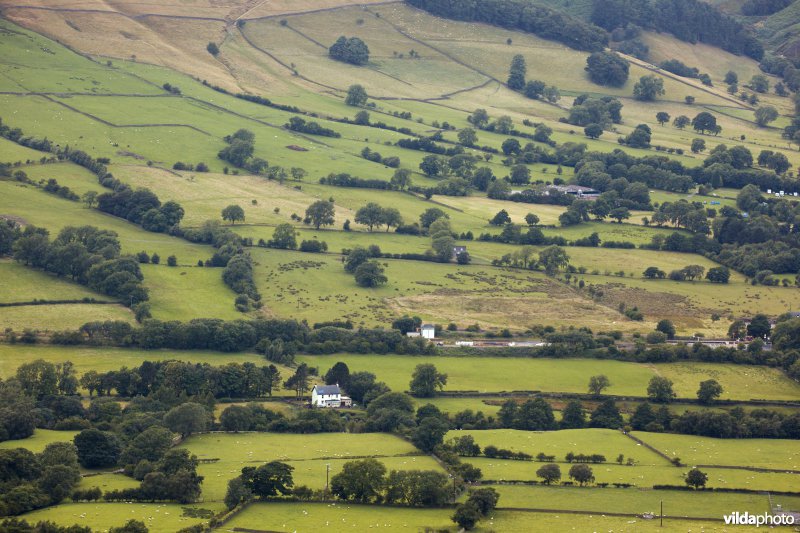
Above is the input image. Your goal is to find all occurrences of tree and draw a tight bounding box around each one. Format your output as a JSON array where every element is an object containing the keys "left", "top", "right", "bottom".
[
  {"left": 354, "top": 261, "right": 387, "bottom": 287},
  {"left": 724, "top": 71, "right": 738, "bottom": 85},
  {"left": 355, "top": 203, "right": 385, "bottom": 231},
  {"left": 409, "top": 363, "right": 447, "bottom": 397},
  {"left": 224, "top": 476, "right": 252, "bottom": 510},
  {"left": 589, "top": 399, "right": 623, "bottom": 428},
  {"left": 120, "top": 427, "right": 173, "bottom": 466},
  {"left": 221, "top": 204, "right": 245, "bottom": 224},
  {"left": 163, "top": 403, "right": 210, "bottom": 437},
  {"left": 465, "top": 488, "right": 499, "bottom": 518},
  {"left": 584, "top": 123, "right": 603, "bottom": 139},
  {"left": 509, "top": 164, "right": 531, "bottom": 185},
  {"left": 284, "top": 363, "right": 311, "bottom": 398},
  {"left": 706, "top": 266, "right": 730, "bottom": 283},
  {"left": 685, "top": 468, "right": 708, "bottom": 489},
  {"left": 538, "top": 245, "right": 569, "bottom": 275},
  {"left": 412, "top": 416, "right": 450, "bottom": 452},
  {"left": 305, "top": 200, "right": 335, "bottom": 229},
  {"left": 502, "top": 138, "right": 521, "bottom": 155},
  {"left": 536, "top": 463, "right": 561, "bottom": 485},
  {"left": 420, "top": 208, "right": 448, "bottom": 229},
  {"left": 490, "top": 209, "right": 511, "bottom": 226},
  {"left": 110, "top": 520, "right": 148, "bottom": 533},
  {"left": 452, "top": 502, "right": 481, "bottom": 530},
  {"left": 458, "top": 128, "right": 478, "bottom": 147},
  {"left": 269, "top": 223, "right": 297, "bottom": 249},
  {"left": 559, "top": 400, "right": 586, "bottom": 429},
  {"left": 643, "top": 266, "right": 666, "bottom": 279},
  {"left": 242, "top": 461, "right": 294, "bottom": 498},
  {"left": 673, "top": 115, "right": 690, "bottom": 129},
  {"left": 691, "top": 139, "right": 706, "bottom": 153},
  {"left": 749, "top": 74, "right": 769, "bottom": 93},
  {"left": 330, "top": 459, "right": 386, "bottom": 503},
  {"left": 656, "top": 111, "right": 670, "bottom": 125},
  {"left": 430, "top": 217, "right": 455, "bottom": 262},
  {"left": 73, "top": 429, "right": 121, "bottom": 468},
  {"left": 609, "top": 207, "right": 630, "bottom": 223},
  {"left": 524, "top": 213, "right": 540, "bottom": 226},
  {"left": 697, "top": 379, "right": 723, "bottom": 404},
  {"left": 345, "top": 84, "right": 368, "bottom": 106},
  {"left": 507, "top": 54, "right": 527, "bottom": 91},
  {"left": 568, "top": 464, "right": 595, "bottom": 486},
  {"left": 588, "top": 375, "right": 610, "bottom": 396},
  {"left": 207, "top": 42, "right": 219, "bottom": 56},
  {"left": 391, "top": 168, "right": 412, "bottom": 190},
  {"left": 325, "top": 362, "right": 350, "bottom": 386},
  {"left": 692, "top": 112, "right": 718, "bottom": 134},
  {"left": 82, "top": 190, "right": 98, "bottom": 208},
  {"left": 754, "top": 106, "right": 778, "bottom": 127},
  {"left": 747, "top": 313, "right": 771, "bottom": 338},
  {"left": 633, "top": 75, "right": 665, "bottom": 101},
  {"left": 344, "top": 247, "right": 371, "bottom": 273},
  {"left": 647, "top": 376, "right": 676, "bottom": 403},
  {"left": 39, "top": 464, "right": 81, "bottom": 502},
  {"left": 585, "top": 51, "right": 629, "bottom": 87},
  {"left": 656, "top": 319, "right": 676, "bottom": 339}
]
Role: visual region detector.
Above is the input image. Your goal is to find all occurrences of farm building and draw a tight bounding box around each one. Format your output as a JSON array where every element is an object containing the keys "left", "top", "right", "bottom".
[
  {"left": 311, "top": 384, "right": 352, "bottom": 408},
  {"left": 546, "top": 184, "right": 600, "bottom": 198}
]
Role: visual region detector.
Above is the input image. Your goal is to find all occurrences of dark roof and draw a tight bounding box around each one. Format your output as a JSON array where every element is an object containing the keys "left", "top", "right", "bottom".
[{"left": 314, "top": 384, "right": 341, "bottom": 395}]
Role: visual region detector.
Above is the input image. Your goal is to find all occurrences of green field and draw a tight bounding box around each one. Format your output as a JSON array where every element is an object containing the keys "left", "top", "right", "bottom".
[
  {"left": 467, "top": 459, "right": 799, "bottom": 491},
  {"left": 181, "top": 432, "right": 431, "bottom": 503},
  {"left": 0, "top": 302, "right": 134, "bottom": 331},
  {"left": 19, "top": 502, "right": 224, "bottom": 533},
  {"left": 298, "top": 354, "right": 800, "bottom": 400},
  {"left": 221, "top": 501, "right": 754, "bottom": 532},
  {"left": 139, "top": 264, "right": 242, "bottom": 321},
  {"left": 0, "top": 3, "right": 799, "bottom": 531},
  {"left": 485, "top": 484, "right": 798, "bottom": 518},
  {"left": 632, "top": 431, "right": 800, "bottom": 470},
  {"left": 179, "top": 432, "right": 419, "bottom": 463},
  {"left": 0, "top": 260, "right": 109, "bottom": 303},
  {"left": 0, "top": 429, "right": 78, "bottom": 453}
]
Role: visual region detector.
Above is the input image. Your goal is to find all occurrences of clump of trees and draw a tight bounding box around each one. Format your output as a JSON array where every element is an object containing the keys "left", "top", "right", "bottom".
[
  {"left": 218, "top": 129, "right": 268, "bottom": 174},
  {"left": 329, "top": 36, "right": 370, "bottom": 65},
  {"left": 285, "top": 117, "right": 341, "bottom": 138},
  {"left": 585, "top": 51, "right": 629, "bottom": 87},
  {"left": 7, "top": 224, "right": 148, "bottom": 306}
]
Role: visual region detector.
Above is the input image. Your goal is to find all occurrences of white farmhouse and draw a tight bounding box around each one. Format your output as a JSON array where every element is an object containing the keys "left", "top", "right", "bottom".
[
  {"left": 421, "top": 324, "right": 436, "bottom": 339},
  {"left": 310, "top": 384, "right": 352, "bottom": 408}
]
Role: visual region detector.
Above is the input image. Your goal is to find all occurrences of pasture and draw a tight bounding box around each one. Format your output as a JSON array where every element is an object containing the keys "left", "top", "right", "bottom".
[
  {"left": 298, "top": 354, "right": 800, "bottom": 400},
  {"left": 0, "top": 302, "right": 133, "bottom": 331},
  {"left": 139, "top": 264, "right": 242, "bottom": 321},
  {"left": 0, "top": 429, "right": 78, "bottom": 453},
  {"left": 19, "top": 502, "right": 224, "bottom": 533},
  {"left": 632, "top": 431, "right": 800, "bottom": 470},
  {"left": 467, "top": 460, "right": 799, "bottom": 491},
  {"left": 0, "top": 260, "right": 108, "bottom": 303},
  {"left": 484, "top": 484, "right": 797, "bottom": 518}
]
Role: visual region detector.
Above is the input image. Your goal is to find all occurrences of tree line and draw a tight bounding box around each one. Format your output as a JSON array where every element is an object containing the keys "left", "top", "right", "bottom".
[
  {"left": 590, "top": 0, "right": 764, "bottom": 60},
  {"left": 406, "top": 0, "right": 609, "bottom": 52}
]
